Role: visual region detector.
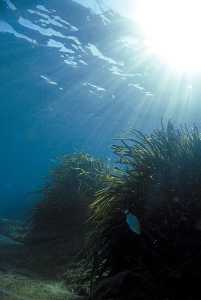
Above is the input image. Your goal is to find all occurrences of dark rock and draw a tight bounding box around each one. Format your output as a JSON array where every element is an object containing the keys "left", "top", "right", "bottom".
[
  {"left": 92, "top": 271, "right": 148, "bottom": 300},
  {"left": 0, "top": 219, "right": 27, "bottom": 243}
]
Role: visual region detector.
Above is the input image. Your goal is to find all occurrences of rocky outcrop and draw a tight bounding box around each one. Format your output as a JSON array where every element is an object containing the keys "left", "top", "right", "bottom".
[
  {"left": 92, "top": 271, "right": 154, "bottom": 300},
  {"left": 0, "top": 219, "right": 27, "bottom": 242}
]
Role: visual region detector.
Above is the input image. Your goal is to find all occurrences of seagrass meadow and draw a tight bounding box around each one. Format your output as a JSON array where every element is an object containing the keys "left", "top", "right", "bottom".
[
  {"left": 19, "top": 122, "right": 201, "bottom": 300},
  {"left": 1, "top": 121, "right": 201, "bottom": 299},
  {"left": 88, "top": 122, "right": 201, "bottom": 299}
]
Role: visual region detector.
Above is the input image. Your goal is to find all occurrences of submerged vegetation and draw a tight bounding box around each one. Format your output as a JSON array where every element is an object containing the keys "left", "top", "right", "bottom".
[
  {"left": 90, "top": 122, "right": 201, "bottom": 299},
  {"left": 26, "top": 153, "right": 110, "bottom": 276},
  {"left": 29, "top": 153, "right": 109, "bottom": 241},
  {"left": 21, "top": 122, "right": 201, "bottom": 299}
]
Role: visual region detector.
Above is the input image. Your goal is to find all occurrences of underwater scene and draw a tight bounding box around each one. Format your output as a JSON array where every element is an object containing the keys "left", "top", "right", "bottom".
[{"left": 2, "top": 0, "right": 201, "bottom": 299}]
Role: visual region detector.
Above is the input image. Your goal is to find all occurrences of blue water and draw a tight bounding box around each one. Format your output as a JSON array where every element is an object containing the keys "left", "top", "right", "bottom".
[{"left": 1, "top": 0, "right": 201, "bottom": 219}]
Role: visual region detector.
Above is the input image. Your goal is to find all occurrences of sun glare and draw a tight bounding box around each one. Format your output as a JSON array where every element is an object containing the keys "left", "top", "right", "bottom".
[{"left": 136, "top": 0, "right": 201, "bottom": 72}]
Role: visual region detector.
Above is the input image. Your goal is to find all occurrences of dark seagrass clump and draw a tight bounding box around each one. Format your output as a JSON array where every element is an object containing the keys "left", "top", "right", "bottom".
[
  {"left": 26, "top": 153, "right": 110, "bottom": 276},
  {"left": 90, "top": 122, "right": 201, "bottom": 300}
]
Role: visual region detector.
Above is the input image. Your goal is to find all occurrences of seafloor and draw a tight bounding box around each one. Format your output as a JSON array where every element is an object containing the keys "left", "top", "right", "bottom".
[{"left": 0, "top": 219, "right": 84, "bottom": 300}]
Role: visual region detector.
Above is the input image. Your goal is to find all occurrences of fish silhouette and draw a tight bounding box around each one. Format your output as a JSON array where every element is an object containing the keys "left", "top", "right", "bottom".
[{"left": 125, "top": 210, "right": 141, "bottom": 235}]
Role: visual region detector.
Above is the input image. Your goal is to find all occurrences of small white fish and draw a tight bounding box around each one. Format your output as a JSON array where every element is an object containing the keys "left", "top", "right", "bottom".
[{"left": 125, "top": 210, "right": 141, "bottom": 235}]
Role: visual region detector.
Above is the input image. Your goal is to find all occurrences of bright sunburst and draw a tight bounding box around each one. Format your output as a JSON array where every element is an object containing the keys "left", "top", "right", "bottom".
[{"left": 136, "top": 0, "right": 201, "bottom": 72}]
